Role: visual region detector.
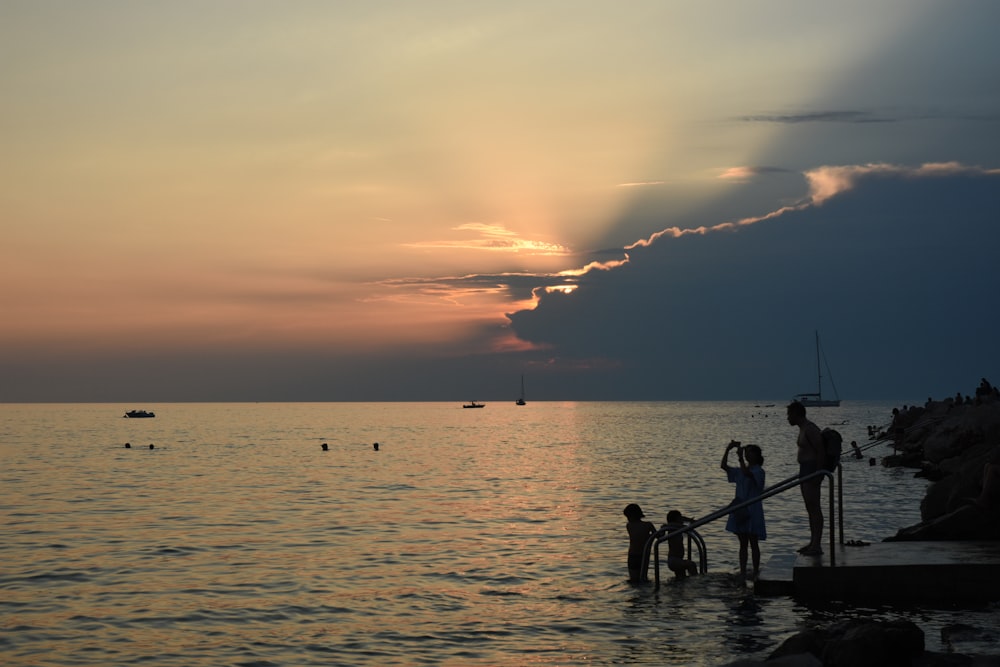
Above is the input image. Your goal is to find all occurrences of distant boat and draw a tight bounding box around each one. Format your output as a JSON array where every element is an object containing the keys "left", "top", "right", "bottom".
[
  {"left": 124, "top": 410, "right": 155, "bottom": 418},
  {"left": 516, "top": 375, "right": 526, "bottom": 406},
  {"left": 463, "top": 401, "right": 485, "bottom": 409},
  {"left": 792, "top": 331, "right": 841, "bottom": 407}
]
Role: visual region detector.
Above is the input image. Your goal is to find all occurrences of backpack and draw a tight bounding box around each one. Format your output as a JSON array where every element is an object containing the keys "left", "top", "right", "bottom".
[{"left": 821, "top": 427, "right": 843, "bottom": 470}]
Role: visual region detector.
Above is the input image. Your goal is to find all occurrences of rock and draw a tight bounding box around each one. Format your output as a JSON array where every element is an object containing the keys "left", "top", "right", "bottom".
[
  {"left": 888, "top": 393, "right": 1000, "bottom": 538},
  {"left": 889, "top": 503, "right": 1000, "bottom": 541},
  {"left": 913, "top": 652, "right": 976, "bottom": 666},
  {"left": 766, "top": 655, "right": 823, "bottom": 667},
  {"left": 720, "top": 653, "right": 822, "bottom": 667},
  {"left": 915, "top": 464, "right": 946, "bottom": 481},
  {"left": 923, "top": 424, "right": 965, "bottom": 463},
  {"left": 883, "top": 452, "right": 925, "bottom": 469},
  {"left": 822, "top": 621, "right": 924, "bottom": 667},
  {"left": 766, "top": 622, "right": 925, "bottom": 667},
  {"left": 767, "top": 629, "right": 824, "bottom": 662}
]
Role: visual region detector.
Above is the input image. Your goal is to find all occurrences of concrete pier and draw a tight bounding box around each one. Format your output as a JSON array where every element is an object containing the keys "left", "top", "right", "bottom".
[{"left": 755, "top": 540, "right": 1000, "bottom": 601}]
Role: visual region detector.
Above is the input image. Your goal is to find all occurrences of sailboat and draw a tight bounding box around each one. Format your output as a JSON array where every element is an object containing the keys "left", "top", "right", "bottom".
[
  {"left": 792, "top": 331, "right": 841, "bottom": 407},
  {"left": 515, "top": 375, "right": 526, "bottom": 406}
]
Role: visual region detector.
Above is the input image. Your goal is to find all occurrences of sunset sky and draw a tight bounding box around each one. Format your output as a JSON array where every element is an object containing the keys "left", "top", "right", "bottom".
[{"left": 3, "top": 1, "right": 999, "bottom": 402}]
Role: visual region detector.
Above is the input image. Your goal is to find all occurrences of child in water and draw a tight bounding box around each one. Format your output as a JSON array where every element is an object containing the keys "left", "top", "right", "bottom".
[
  {"left": 623, "top": 503, "right": 656, "bottom": 583},
  {"left": 664, "top": 509, "right": 698, "bottom": 578},
  {"left": 721, "top": 441, "right": 766, "bottom": 582}
]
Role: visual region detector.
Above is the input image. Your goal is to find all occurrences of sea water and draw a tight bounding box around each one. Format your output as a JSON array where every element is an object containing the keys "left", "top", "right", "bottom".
[{"left": 1, "top": 401, "right": 995, "bottom": 666}]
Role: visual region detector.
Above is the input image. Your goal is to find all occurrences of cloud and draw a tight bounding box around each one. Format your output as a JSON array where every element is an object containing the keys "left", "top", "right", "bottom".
[
  {"left": 556, "top": 257, "right": 630, "bottom": 277},
  {"left": 740, "top": 108, "right": 1000, "bottom": 129},
  {"left": 503, "top": 162, "right": 1000, "bottom": 399},
  {"left": 378, "top": 269, "right": 568, "bottom": 300},
  {"left": 616, "top": 180, "right": 666, "bottom": 188},
  {"left": 804, "top": 161, "right": 998, "bottom": 204},
  {"left": 622, "top": 202, "right": 806, "bottom": 249},
  {"left": 719, "top": 166, "right": 792, "bottom": 181},
  {"left": 622, "top": 162, "right": 998, "bottom": 250},
  {"left": 740, "top": 110, "right": 891, "bottom": 124},
  {"left": 402, "top": 222, "right": 572, "bottom": 255}
]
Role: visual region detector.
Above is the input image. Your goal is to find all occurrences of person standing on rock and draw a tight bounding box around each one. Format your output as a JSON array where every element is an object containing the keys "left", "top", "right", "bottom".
[{"left": 787, "top": 400, "right": 825, "bottom": 555}]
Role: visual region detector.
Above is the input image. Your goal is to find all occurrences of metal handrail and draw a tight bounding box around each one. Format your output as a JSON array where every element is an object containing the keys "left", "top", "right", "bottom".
[
  {"left": 642, "top": 468, "right": 837, "bottom": 589},
  {"left": 640, "top": 413, "right": 950, "bottom": 589},
  {"left": 649, "top": 526, "right": 708, "bottom": 586}
]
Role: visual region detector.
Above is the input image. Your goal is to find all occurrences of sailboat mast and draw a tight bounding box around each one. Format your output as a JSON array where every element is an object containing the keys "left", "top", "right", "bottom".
[
  {"left": 793, "top": 331, "right": 841, "bottom": 407},
  {"left": 815, "top": 330, "right": 822, "bottom": 396}
]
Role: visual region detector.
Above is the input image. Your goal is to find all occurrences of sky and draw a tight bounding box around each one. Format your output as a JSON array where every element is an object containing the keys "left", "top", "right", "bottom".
[{"left": 2, "top": 1, "right": 1000, "bottom": 403}]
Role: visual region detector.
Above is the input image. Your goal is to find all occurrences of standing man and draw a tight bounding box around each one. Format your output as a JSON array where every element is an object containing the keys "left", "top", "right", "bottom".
[{"left": 787, "top": 400, "right": 825, "bottom": 555}]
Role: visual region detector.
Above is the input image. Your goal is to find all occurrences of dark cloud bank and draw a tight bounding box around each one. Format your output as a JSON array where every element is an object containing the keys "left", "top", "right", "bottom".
[{"left": 505, "top": 167, "right": 1000, "bottom": 402}]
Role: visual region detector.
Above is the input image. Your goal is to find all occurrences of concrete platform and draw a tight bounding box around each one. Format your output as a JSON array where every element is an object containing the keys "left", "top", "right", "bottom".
[{"left": 755, "top": 540, "right": 1000, "bottom": 601}]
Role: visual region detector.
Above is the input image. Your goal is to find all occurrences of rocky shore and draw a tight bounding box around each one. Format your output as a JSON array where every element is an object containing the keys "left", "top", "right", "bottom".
[
  {"left": 884, "top": 385, "right": 1000, "bottom": 541},
  {"left": 725, "top": 382, "right": 1000, "bottom": 667}
]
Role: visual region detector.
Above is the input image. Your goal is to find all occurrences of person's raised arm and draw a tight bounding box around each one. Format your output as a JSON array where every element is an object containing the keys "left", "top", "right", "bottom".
[
  {"left": 721, "top": 440, "right": 739, "bottom": 470},
  {"left": 738, "top": 446, "right": 753, "bottom": 476}
]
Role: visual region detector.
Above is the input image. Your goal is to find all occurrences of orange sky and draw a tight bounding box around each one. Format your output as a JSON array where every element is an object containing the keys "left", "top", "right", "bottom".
[{"left": 3, "top": 1, "right": 997, "bottom": 401}]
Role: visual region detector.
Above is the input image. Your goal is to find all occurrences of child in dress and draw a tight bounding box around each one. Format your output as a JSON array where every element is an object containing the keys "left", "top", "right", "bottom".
[
  {"left": 623, "top": 503, "right": 656, "bottom": 583},
  {"left": 721, "top": 441, "right": 766, "bottom": 582}
]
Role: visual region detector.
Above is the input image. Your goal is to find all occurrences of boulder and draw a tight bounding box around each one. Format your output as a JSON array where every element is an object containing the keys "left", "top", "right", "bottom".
[
  {"left": 720, "top": 656, "right": 822, "bottom": 667},
  {"left": 890, "top": 502, "right": 1000, "bottom": 541},
  {"left": 889, "top": 394, "right": 1000, "bottom": 537},
  {"left": 822, "top": 621, "right": 924, "bottom": 667},
  {"left": 767, "top": 629, "right": 825, "bottom": 662},
  {"left": 765, "top": 622, "right": 924, "bottom": 667}
]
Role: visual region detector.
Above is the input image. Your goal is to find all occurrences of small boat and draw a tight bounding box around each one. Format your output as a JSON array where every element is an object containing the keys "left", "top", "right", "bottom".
[
  {"left": 123, "top": 410, "right": 155, "bottom": 418},
  {"left": 515, "top": 374, "right": 526, "bottom": 406},
  {"left": 462, "top": 401, "right": 485, "bottom": 409},
  {"left": 792, "top": 331, "right": 841, "bottom": 407}
]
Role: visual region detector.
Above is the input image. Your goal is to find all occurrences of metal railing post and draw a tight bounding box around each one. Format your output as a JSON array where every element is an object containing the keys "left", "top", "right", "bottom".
[
  {"left": 642, "top": 469, "right": 837, "bottom": 588},
  {"left": 837, "top": 463, "right": 844, "bottom": 546},
  {"left": 828, "top": 469, "right": 836, "bottom": 566}
]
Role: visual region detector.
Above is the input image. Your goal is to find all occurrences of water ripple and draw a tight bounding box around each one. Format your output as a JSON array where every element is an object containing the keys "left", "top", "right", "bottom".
[{"left": 0, "top": 401, "right": 986, "bottom": 666}]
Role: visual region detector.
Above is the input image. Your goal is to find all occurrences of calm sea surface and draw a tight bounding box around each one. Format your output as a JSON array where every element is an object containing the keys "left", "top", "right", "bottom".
[{"left": 2, "top": 401, "right": 995, "bottom": 666}]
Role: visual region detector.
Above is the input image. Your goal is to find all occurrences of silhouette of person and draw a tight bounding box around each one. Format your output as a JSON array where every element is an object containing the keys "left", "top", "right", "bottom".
[
  {"left": 722, "top": 442, "right": 766, "bottom": 580},
  {"left": 663, "top": 510, "right": 698, "bottom": 578},
  {"left": 321, "top": 443, "right": 329, "bottom": 451},
  {"left": 623, "top": 503, "right": 656, "bottom": 583},
  {"left": 124, "top": 442, "right": 131, "bottom": 449},
  {"left": 373, "top": 442, "right": 379, "bottom": 451},
  {"left": 787, "top": 400, "right": 824, "bottom": 556},
  {"left": 149, "top": 443, "right": 154, "bottom": 450}
]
